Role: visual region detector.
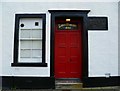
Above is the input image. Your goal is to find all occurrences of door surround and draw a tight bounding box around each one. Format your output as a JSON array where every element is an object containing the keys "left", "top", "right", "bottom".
[{"left": 48, "top": 10, "right": 90, "bottom": 80}]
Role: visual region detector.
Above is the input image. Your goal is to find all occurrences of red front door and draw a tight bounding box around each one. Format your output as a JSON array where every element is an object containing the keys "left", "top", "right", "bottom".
[{"left": 54, "top": 18, "right": 82, "bottom": 79}]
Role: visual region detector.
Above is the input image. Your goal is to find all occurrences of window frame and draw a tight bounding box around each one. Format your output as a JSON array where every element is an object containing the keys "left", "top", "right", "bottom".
[{"left": 11, "top": 14, "right": 47, "bottom": 67}]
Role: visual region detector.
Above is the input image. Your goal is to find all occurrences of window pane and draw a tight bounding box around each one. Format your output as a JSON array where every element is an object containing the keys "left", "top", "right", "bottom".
[
  {"left": 32, "top": 49, "right": 42, "bottom": 58},
  {"left": 20, "top": 49, "right": 31, "bottom": 58},
  {"left": 32, "top": 41, "right": 42, "bottom": 49},
  {"left": 20, "top": 41, "right": 32, "bottom": 49},
  {"left": 20, "top": 18, "right": 42, "bottom": 29},
  {"left": 32, "top": 58, "right": 42, "bottom": 63},
  {"left": 20, "top": 30, "right": 31, "bottom": 38},
  {"left": 20, "top": 58, "right": 41, "bottom": 63},
  {"left": 20, "top": 29, "right": 42, "bottom": 39},
  {"left": 31, "top": 30, "right": 42, "bottom": 39}
]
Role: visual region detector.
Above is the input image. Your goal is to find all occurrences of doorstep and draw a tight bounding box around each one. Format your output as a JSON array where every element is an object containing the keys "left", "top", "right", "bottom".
[{"left": 55, "top": 78, "right": 83, "bottom": 89}]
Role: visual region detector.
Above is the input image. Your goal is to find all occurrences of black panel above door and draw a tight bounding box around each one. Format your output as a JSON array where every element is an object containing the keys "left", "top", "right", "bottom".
[{"left": 88, "top": 17, "right": 108, "bottom": 30}]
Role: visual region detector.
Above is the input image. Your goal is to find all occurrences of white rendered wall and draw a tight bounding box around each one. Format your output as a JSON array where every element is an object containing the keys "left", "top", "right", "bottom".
[
  {"left": 88, "top": 2, "right": 118, "bottom": 77},
  {"left": 118, "top": 1, "right": 120, "bottom": 76},
  {"left": 2, "top": 2, "right": 118, "bottom": 77},
  {"left": 0, "top": 2, "right": 2, "bottom": 76},
  {"left": 1, "top": 0, "right": 119, "bottom": 2},
  {"left": 0, "top": 2, "right": 2, "bottom": 89}
]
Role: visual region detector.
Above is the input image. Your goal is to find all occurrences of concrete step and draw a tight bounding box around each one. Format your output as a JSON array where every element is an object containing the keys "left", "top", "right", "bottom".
[
  {"left": 55, "top": 79, "right": 83, "bottom": 89},
  {"left": 56, "top": 82, "right": 83, "bottom": 89}
]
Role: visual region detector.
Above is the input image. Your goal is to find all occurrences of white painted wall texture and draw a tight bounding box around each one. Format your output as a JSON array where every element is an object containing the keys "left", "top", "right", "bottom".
[
  {"left": 1, "top": 2, "right": 119, "bottom": 77},
  {"left": 88, "top": 2, "right": 118, "bottom": 77},
  {"left": 0, "top": 2, "right": 2, "bottom": 75},
  {"left": 0, "top": 2, "right": 2, "bottom": 88},
  {"left": 1, "top": 0, "right": 119, "bottom": 2},
  {"left": 118, "top": 1, "right": 120, "bottom": 76}
]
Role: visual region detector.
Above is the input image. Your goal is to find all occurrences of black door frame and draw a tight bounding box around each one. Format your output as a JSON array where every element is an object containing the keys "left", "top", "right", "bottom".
[{"left": 48, "top": 10, "right": 90, "bottom": 80}]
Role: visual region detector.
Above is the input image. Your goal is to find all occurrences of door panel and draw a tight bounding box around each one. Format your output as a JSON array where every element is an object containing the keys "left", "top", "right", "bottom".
[
  {"left": 55, "top": 32, "right": 68, "bottom": 78},
  {"left": 55, "top": 18, "right": 82, "bottom": 79}
]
